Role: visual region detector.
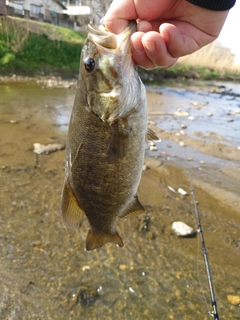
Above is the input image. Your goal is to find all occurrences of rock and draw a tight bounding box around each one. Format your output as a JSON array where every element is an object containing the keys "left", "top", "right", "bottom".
[
  {"left": 148, "top": 120, "right": 156, "bottom": 125},
  {"left": 188, "top": 116, "right": 194, "bottom": 121},
  {"left": 177, "top": 188, "right": 188, "bottom": 196},
  {"left": 174, "top": 110, "right": 189, "bottom": 117},
  {"left": 181, "top": 124, "right": 187, "bottom": 129},
  {"left": 150, "top": 145, "right": 157, "bottom": 151},
  {"left": 119, "top": 264, "right": 127, "bottom": 270},
  {"left": 167, "top": 186, "right": 176, "bottom": 193},
  {"left": 33, "top": 143, "right": 65, "bottom": 155},
  {"left": 172, "top": 221, "right": 195, "bottom": 237},
  {"left": 227, "top": 295, "right": 240, "bottom": 306},
  {"left": 179, "top": 141, "right": 185, "bottom": 147},
  {"left": 142, "top": 164, "right": 150, "bottom": 171}
]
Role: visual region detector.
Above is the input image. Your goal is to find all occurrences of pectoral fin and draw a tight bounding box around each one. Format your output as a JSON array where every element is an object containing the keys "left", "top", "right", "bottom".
[
  {"left": 120, "top": 196, "right": 145, "bottom": 219},
  {"left": 61, "top": 179, "right": 85, "bottom": 230},
  {"left": 107, "top": 120, "right": 131, "bottom": 158},
  {"left": 86, "top": 229, "right": 124, "bottom": 251},
  {"left": 147, "top": 127, "right": 159, "bottom": 141}
]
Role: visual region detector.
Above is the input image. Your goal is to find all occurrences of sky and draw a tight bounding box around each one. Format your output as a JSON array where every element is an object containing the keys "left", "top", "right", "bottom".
[{"left": 218, "top": 1, "right": 240, "bottom": 59}]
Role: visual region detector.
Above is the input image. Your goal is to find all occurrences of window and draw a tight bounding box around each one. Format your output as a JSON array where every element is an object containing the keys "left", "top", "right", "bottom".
[{"left": 30, "top": 4, "right": 41, "bottom": 15}]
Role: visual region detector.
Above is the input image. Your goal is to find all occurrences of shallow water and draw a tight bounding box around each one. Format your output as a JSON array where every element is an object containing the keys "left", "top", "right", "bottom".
[{"left": 0, "top": 80, "right": 239, "bottom": 319}]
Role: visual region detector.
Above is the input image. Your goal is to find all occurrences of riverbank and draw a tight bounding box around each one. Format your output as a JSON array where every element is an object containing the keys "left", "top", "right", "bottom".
[{"left": 1, "top": 16, "right": 240, "bottom": 82}]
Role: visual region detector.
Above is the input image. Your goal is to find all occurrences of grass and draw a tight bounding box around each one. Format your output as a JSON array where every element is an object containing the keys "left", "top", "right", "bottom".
[
  {"left": 0, "top": 16, "right": 240, "bottom": 81},
  {"left": 0, "top": 16, "right": 85, "bottom": 76}
]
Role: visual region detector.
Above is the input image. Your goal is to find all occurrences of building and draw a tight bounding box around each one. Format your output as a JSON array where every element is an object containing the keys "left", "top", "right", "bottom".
[
  {"left": 6, "top": 0, "right": 68, "bottom": 25},
  {"left": 4, "top": 0, "right": 112, "bottom": 30},
  {"left": 0, "top": 0, "right": 7, "bottom": 15}
]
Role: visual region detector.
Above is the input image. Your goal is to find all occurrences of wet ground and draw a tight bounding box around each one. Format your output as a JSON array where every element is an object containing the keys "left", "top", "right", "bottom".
[{"left": 0, "top": 79, "right": 239, "bottom": 319}]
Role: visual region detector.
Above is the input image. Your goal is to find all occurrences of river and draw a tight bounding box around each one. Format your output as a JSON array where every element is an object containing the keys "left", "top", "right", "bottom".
[{"left": 0, "top": 79, "right": 239, "bottom": 319}]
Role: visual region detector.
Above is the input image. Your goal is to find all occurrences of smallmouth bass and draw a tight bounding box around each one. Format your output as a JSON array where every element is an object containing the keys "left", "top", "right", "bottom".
[{"left": 61, "top": 21, "right": 158, "bottom": 250}]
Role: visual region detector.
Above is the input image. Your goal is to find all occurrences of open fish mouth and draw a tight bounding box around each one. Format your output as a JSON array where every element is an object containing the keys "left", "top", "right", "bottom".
[{"left": 87, "top": 21, "right": 137, "bottom": 50}]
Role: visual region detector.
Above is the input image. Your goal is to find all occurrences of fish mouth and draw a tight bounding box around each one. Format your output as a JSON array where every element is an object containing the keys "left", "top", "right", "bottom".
[{"left": 87, "top": 21, "right": 137, "bottom": 50}]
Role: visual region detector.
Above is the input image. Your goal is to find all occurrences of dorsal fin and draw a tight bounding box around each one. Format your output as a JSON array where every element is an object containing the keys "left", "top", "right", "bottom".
[
  {"left": 147, "top": 127, "right": 159, "bottom": 141},
  {"left": 61, "top": 179, "right": 85, "bottom": 230},
  {"left": 120, "top": 196, "right": 145, "bottom": 219}
]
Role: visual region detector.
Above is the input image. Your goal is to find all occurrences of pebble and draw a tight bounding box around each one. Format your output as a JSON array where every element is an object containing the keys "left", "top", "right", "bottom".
[
  {"left": 150, "top": 145, "right": 157, "bottom": 151},
  {"left": 168, "top": 186, "right": 176, "bottom": 193},
  {"left": 82, "top": 265, "right": 90, "bottom": 271},
  {"left": 227, "top": 119, "right": 234, "bottom": 122},
  {"left": 142, "top": 164, "right": 150, "bottom": 171},
  {"left": 191, "top": 101, "right": 208, "bottom": 107},
  {"left": 237, "top": 146, "right": 240, "bottom": 151},
  {"left": 227, "top": 295, "right": 240, "bottom": 306},
  {"left": 174, "top": 110, "right": 189, "bottom": 117},
  {"left": 188, "top": 116, "right": 194, "bottom": 121},
  {"left": 208, "top": 113, "right": 213, "bottom": 117},
  {"left": 119, "top": 264, "right": 127, "bottom": 271},
  {"left": 181, "top": 124, "right": 187, "bottom": 129},
  {"left": 148, "top": 120, "right": 156, "bottom": 125},
  {"left": 179, "top": 141, "right": 185, "bottom": 147},
  {"left": 33, "top": 142, "right": 65, "bottom": 155},
  {"left": 177, "top": 188, "right": 188, "bottom": 196},
  {"left": 129, "top": 287, "right": 135, "bottom": 293},
  {"left": 234, "top": 109, "right": 240, "bottom": 114},
  {"left": 172, "top": 221, "right": 195, "bottom": 237}
]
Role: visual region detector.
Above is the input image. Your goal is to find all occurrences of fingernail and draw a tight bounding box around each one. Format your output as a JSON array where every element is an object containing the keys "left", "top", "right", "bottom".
[{"left": 144, "top": 41, "right": 156, "bottom": 53}]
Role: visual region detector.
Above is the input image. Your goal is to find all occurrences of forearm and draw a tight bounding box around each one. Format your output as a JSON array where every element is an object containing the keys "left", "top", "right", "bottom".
[{"left": 187, "top": 0, "right": 236, "bottom": 11}]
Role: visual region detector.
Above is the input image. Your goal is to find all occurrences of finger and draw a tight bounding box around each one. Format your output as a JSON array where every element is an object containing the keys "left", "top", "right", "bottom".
[
  {"left": 104, "top": 0, "right": 137, "bottom": 34},
  {"left": 131, "top": 32, "right": 157, "bottom": 70},
  {"left": 137, "top": 21, "right": 152, "bottom": 33},
  {"left": 159, "top": 22, "right": 214, "bottom": 57},
  {"left": 141, "top": 32, "right": 178, "bottom": 68}
]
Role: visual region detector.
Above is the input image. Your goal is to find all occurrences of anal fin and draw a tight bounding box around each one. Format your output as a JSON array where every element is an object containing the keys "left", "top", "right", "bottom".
[
  {"left": 86, "top": 229, "right": 124, "bottom": 251},
  {"left": 61, "top": 179, "right": 85, "bottom": 230},
  {"left": 120, "top": 195, "right": 145, "bottom": 219}
]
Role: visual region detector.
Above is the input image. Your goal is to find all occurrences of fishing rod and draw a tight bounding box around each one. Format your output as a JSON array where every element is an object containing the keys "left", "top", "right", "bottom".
[{"left": 187, "top": 171, "right": 220, "bottom": 320}]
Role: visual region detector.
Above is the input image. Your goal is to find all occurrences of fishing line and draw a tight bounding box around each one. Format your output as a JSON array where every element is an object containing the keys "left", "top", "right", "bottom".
[{"left": 184, "top": 148, "right": 220, "bottom": 319}]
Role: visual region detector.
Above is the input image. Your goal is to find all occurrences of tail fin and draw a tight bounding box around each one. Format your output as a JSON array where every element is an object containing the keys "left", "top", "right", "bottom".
[{"left": 86, "top": 229, "right": 124, "bottom": 251}]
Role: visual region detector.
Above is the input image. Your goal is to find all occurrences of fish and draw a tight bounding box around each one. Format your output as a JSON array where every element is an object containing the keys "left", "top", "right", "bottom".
[{"left": 61, "top": 21, "right": 158, "bottom": 251}]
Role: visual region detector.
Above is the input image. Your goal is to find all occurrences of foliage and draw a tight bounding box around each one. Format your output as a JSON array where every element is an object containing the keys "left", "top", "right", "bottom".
[
  {"left": 0, "top": 17, "right": 83, "bottom": 76},
  {"left": 0, "top": 16, "right": 240, "bottom": 80}
]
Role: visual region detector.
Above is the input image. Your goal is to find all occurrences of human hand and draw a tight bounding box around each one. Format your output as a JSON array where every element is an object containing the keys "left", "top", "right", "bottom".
[{"left": 104, "top": 0, "right": 229, "bottom": 69}]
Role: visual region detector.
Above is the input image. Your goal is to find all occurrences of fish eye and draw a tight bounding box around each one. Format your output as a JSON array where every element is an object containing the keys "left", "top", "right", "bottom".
[{"left": 84, "top": 58, "right": 95, "bottom": 72}]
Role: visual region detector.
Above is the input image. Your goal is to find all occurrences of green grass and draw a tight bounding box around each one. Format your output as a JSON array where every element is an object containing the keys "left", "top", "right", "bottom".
[
  {"left": 0, "top": 16, "right": 84, "bottom": 76},
  {"left": 1, "top": 16, "right": 240, "bottom": 81}
]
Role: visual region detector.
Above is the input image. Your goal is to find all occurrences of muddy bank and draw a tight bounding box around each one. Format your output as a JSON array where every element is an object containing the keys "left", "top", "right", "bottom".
[{"left": 0, "top": 80, "right": 239, "bottom": 319}]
